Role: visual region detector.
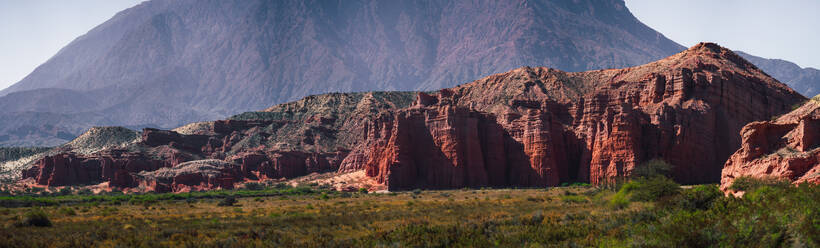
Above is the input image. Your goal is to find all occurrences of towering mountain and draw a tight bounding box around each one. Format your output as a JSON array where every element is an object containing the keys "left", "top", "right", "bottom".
[
  {"left": 15, "top": 43, "right": 806, "bottom": 191},
  {"left": 0, "top": 0, "right": 685, "bottom": 146},
  {"left": 736, "top": 51, "right": 819, "bottom": 97}
]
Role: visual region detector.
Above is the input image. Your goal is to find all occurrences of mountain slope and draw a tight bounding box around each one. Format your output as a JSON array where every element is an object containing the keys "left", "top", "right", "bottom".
[
  {"left": 16, "top": 43, "right": 806, "bottom": 191},
  {"left": 0, "top": 0, "right": 684, "bottom": 146},
  {"left": 736, "top": 51, "right": 819, "bottom": 97}
]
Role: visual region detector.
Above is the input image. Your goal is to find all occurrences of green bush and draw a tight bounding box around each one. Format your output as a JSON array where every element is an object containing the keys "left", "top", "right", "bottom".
[
  {"left": 608, "top": 192, "right": 630, "bottom": 209},
  {"left": 729, "top": 176, "right": 791, "bottom": 192},
  {"left": 615, "top": 176, "right": 680, "bottom": 202},
  {"left": 636, "top": 180, "right": 820, "bottom": 247},
  {"left": 661, "top": 184, "right": 722, "bottom": 211},
  {"left": 21, "top": 208, "right": 52, "bottom": 227},
  {"left": 58, "top": 207, "right": 76, "bottom": 216}
]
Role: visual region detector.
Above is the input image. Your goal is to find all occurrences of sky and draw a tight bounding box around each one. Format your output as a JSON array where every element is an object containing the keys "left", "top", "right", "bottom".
[
  {"left": 626, "top": 0, "right": 820, "bottom": 69},
  {"left": 0, "top": 0, "right": 818, "bottom": 91},
  {"left": 0, "top": 0, "right": 145, "bottom": 91}
]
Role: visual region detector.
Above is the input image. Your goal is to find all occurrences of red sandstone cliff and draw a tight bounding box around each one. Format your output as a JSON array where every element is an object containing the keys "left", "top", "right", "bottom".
[
  {"left": 19, "top": 43, "right": 807, "bottom": 191},
  {"left": 721, "top": 96, "right": 820, "bottom": 192},
  {"left": 341, "top": 43, "right": 806, "bottom": 190},
  {"left": 21, "top": 121, "right": 349, "bottom": 192}
]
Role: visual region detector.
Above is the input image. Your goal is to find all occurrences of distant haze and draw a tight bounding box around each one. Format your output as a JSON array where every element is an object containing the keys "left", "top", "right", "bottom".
[
  {"left": 627, "top": 0, "right": 820, "bottom": 69},
  {"left": 0, "top": 0, "right": 145, "bottom": 91}
]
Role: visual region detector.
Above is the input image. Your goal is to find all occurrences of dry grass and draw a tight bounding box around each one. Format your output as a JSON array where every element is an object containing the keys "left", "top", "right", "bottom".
[{"left": 0, "top": 187, "right": 638, "bottom": 247}]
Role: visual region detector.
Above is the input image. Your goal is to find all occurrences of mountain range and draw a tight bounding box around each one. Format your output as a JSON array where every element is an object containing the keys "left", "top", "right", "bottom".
[
  {"left": 0, "top": 0, "right": 815, "bottom": 148},
  {"left": 14, "top": 43, "right": 806, "bottom": 191},
  {"left": 0, "top": 0, "right": 686, "bottom": 146},
  {"left": 736, "top": 51, "right": 818, "bottom": 97}
]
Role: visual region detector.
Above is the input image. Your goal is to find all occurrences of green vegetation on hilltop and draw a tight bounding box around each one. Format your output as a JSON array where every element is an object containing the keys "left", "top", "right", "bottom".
[
  {"left": 0, "top": 147, "right": 51, "bottom": 163},
  {"left": 230, "top": 91, "right": 416, "bottom": 122},
  {"left": 221, "top": 91, "right": 417, "bottom": 154}
]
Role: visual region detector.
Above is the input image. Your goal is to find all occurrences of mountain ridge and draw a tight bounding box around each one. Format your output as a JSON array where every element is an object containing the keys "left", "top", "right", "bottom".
[
  {"left": 735, "top": 51, "right": 819, "bottom": 97},
  {"left": 0, "top": 0, "right": 685, "bottom": 146},
  {"left": 12, "top": 43, "right": 806, "bottom": 191}
]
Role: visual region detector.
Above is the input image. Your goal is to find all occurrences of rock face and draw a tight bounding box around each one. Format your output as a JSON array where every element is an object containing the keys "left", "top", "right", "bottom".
[
  {"left": 19, "top": 92, "right": 411, "bottom": 192},
  {"left": 22, "top": 128, "right": 348, "bottom": 191},
  {"left": 19, "top": 43, "right": 807, "bottom": 191},
  {"left": 341, "top": 43, "right": 805, "bottom": 190},
  {"left": 0, "top": 0, "right": 686, "bottom": 147},
  {"left": 721, "top": 96, "right": 820, "bottom": 192}
]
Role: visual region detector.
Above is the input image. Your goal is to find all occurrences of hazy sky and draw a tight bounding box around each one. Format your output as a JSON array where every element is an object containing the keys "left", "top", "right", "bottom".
[
  {"left": 0, "top": 0, "right": 818, "bottom": 91},
  {"left": 0, "top": 0, "right": 144, "bottom": 91},
  {"left": 626, "top": 0, "right": 820, "bottom": 69}
]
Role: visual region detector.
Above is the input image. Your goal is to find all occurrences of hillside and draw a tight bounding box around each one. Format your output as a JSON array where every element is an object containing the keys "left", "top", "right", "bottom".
[
  {"left": 737, "top": 51, "right": 819, "bottom": 97},
  {"left": 0, "top": 0, "right": 684, "bottom": 146},
  {"left": 14, "top": 43, "right": 805, "bottom": 192}
]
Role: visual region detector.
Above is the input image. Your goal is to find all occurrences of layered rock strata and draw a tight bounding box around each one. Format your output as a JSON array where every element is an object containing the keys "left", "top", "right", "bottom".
[
  {"left": 20, "top": 43, "right": 806, "bottom": 191},
  {"left": 20, "top": 92, "right": 414, "bottom": 192},
  {"left": 721, "top": 96, "right": 820, "bottom": 192},
  {"left": 341, "top": 43, "right": 805, "bottom": 190}
]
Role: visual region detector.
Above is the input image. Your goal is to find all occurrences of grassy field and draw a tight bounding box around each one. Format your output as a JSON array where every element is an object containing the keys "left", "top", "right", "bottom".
[{"left": 0, "top": 177, "right": 817, "bottom": 247}]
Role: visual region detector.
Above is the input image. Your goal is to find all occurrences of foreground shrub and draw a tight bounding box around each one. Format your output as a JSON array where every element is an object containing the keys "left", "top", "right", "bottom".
[
  {"left": 661, "top": 184, "right": 722, "bottom": 211},
  {"left": 21, "top": 208, "right": 52, "bottom": 227},
  {"left": 608, "top": 192, "right": 630, "bottom": 209},
  {"left": 638, "top": 181, "right": 820, "bottom": 247},
  {"left": 615, "top": 176, "right": 680, "bottom": 203}
]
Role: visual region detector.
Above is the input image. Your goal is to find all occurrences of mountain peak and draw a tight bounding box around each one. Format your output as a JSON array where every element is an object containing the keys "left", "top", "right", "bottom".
[
  {"left": 647, "top": 42, "right": 763, "bottom": 77},
  {"left": 689, "top": 42, "right": 725, "bottom": 53},
  {"left": 678, "top": 42, "right": 747, "bottom": 64}
]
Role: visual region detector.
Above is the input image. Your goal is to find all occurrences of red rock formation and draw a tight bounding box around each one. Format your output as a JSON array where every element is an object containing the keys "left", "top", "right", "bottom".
[
  {"left": 342, "top": 43, "right": 806, "bottom": 189},
  {"left": 22, "top": 150, "right": 168, "bottom": 188},
  {"left": 22, "top": 125, "right": 348, "bottom": 192},
  {"left": 19, "top": 43, "right": 808, "bottom": 192},
  {"left": 359, "top": 104, "right": 509, "bottom": 189},
  {"left": 721, "top": 97, "right": 820, "bottom": 192}
]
